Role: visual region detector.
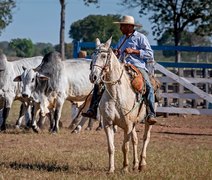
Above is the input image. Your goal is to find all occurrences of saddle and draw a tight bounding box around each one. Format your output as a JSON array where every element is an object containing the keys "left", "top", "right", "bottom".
[
  {"left": 124, "top": 64, "right": 161, "bottom": 100},
  {"left": 124, "top": 63, "right": 145, "bottom": 94}
]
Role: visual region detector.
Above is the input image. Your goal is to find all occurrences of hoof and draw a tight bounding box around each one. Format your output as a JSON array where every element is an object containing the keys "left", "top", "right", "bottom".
[
  {"left": 32, "top": 126, "right": 40, "bottom": 133},
  {"left": 121, "top": 166, "right": 129, "bottom": 174},
  {"left": 15, "top": 125, "right": 20, "bottom": 129},
  {"left": 133, "top": 164, "right": 139, "bottom": 171},
  {"left": 138, "top": 165, "right": 147, "bottom": 172},
  {"left": 68, "top": 124, "right": 77, "bottom": 131},
  {"left": 85, "top": 127, "right": 91, "bottom": 131},
  {"left": 107, "top": 169, "right": 115, "bottom": 174},
  {"left": 96, "top": 126, "right": 102, "bottom": 131}
]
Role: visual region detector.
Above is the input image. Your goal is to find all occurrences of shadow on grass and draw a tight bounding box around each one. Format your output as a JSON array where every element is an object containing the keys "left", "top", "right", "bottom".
[
  {"left": 0, "top": 161, "right": 69, "bottom": 172},
  {"left": 158, "top": 131, "right": 212, "bottom": 136}
]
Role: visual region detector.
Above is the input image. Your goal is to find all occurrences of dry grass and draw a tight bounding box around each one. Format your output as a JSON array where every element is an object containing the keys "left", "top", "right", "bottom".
[{"left": 0, "top": 101, "right": 211, "bottom": 180}]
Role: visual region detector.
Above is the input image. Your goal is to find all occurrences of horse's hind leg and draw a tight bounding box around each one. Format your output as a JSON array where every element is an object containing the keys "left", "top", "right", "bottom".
[
  {"left": 131, "top": 126, "right": 139, "bottom": 170},
  {"left": 104, "top": 124, "right": 115, "bottom": 173},
  {"left": 139, "top": 123, "right": 152, "bottom": 171}
]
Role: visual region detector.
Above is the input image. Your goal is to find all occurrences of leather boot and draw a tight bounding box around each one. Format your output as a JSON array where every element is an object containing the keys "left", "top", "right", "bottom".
[
  {"left": 82, "top": 84, "right": 104, "bottom": 119},
  {"left": 146, "top": 114, "right": 157, "bottom": 125}
]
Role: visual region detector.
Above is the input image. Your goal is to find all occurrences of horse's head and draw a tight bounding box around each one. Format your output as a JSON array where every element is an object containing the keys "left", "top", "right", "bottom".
[{"left": 89, "top": 37, "right": 113, "bottom": 84}]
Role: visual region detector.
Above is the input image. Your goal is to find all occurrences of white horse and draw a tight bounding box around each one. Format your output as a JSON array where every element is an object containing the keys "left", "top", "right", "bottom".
[{"left": 89, "top": 37, "right": 153, "bottom": 173}]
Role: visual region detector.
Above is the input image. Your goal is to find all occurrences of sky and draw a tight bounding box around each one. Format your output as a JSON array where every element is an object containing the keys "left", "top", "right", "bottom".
[{"left": 1, "top": 0, "right": 157, "bottom": 45}]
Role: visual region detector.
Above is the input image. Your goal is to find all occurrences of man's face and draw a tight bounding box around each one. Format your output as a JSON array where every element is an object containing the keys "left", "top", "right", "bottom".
[{"left": 120, "top": 24, "right": 133, "bottom": 35}]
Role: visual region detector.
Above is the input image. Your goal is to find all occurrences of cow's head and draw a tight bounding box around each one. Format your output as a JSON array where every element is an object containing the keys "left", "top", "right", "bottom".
[{"left": 14, "top": 67, "right": 49, "bottom": 99}]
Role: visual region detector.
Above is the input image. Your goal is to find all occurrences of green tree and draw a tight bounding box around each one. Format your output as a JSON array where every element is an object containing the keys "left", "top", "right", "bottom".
[
  {"left": 158, "top": 30, "right": 212, "bottom": 58},
  {"left": 0, "top": 0, "right": 16, "bottom": 35},
  {"left": 121, "top": 0, "right": 212, "bottom": 62},
  {"left": 34, "top": 42, "right": 55, "bottom": 56},
  {"left": 54, "top": 43, "right": 73, "bottom": 59},
  {"left": 69, "top": 14, "right": 123, "bottom": 43},
  {"left": 9, "top": 38, "right": 35, "bottom": 57}
]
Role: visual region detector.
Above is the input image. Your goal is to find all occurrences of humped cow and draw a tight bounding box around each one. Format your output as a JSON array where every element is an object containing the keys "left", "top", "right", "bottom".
[
  {"left": 15, "top": 51, "right": 94, "bottom": 133},
  {"left": 0, "top": 53, "right": 43, "bottom": 131}
]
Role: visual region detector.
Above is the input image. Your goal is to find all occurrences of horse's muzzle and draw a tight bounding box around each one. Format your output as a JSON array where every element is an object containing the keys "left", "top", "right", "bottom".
[{"left": 89, "top": 73, "right": 97, "bottom": 84}]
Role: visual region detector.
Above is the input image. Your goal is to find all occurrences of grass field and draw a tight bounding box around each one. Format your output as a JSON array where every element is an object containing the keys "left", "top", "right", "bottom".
[{"left": 0, "top": 101, "right": 211, "bottom": 180}]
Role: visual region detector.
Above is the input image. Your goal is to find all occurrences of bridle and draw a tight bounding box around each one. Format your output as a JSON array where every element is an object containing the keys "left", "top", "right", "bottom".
[
  {"left": 91, "top": 47, "right": 124, "bottom": 85},
  {"left": 91, "top": 46, "right": 142, "bottom": 116}
]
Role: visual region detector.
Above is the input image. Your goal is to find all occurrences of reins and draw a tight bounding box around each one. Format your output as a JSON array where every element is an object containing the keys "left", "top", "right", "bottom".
[{"left": 91, "top": 48, "right": 142, "bottom": 116}]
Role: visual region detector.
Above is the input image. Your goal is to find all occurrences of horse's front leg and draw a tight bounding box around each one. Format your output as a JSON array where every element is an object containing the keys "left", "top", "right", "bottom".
[
  {"left": 122, "top": 131, "right": 131, "bottom": 173},
  {"left": 131, "top": 126, "right": 139, "bottom": 171},
  {"left": 104, "top": 124, "right": 115, "bottom": 173},
  {"left": 139, "top": 123, "right": 152, "bottom": 171}
]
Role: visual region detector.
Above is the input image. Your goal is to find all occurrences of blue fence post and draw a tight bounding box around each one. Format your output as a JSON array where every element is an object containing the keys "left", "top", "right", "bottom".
[{"left": 73, "top": 41, "right": 81, "bottom": 58}]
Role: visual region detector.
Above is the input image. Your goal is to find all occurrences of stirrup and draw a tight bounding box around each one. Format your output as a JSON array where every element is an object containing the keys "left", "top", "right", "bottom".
[
  {"left": 146, "top": 115, "right": 157, "bottom": 125},
  {"left": 81, "top": 109, "right": 97, "bottom": 119}
]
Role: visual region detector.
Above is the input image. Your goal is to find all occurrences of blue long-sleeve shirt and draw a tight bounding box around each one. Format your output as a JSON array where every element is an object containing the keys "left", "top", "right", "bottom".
[{"left": 114, "top": 30, "right": 154, "bottom": 71}]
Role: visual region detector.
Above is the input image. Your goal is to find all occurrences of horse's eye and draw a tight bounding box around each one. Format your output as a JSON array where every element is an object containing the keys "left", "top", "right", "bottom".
[
  {"left": 31, "top": 78, "right": 34, "bottom": 82},
  {"left": 101, "top": 54, "right": 106, "bottom": 59}
]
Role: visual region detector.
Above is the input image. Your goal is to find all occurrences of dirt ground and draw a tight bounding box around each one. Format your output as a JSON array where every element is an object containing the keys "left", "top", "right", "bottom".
[{"left": 0, "top": 109, "right": 211, "bottom": 179}]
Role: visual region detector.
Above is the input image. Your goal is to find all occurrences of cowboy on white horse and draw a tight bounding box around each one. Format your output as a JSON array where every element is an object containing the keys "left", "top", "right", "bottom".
[{"left": 82, "top": 15, "right": 157, "bottom": 125}]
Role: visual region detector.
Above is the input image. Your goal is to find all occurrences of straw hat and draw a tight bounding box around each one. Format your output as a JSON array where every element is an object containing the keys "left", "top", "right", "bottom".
[
  {"left": 113, "top": 15, "right": 142, "bottom": 27},
  {"left": 78, "top": 50, "right": 87, "bottom": 58}
]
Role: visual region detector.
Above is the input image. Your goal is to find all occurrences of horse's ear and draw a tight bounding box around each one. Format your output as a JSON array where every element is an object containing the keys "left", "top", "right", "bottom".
[
  {"left": 96, "top": 38, "right": 101, "bottom": 47},
  {"left": 22, "top": 66, "right": 27, "bottom": 71},
  {"left": 105, "top": 36, "right": 112, "bottom": 49}
]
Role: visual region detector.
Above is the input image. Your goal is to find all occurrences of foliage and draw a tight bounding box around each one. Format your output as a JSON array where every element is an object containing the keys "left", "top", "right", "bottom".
[
  {"left": 54, "top": 43, "right": 73, "bottom": 59},
  {"left": 83, "top": 0, "right": 99, "bottom": 7},
  {"left": 0, "top": 0, "right": 16, "bottom": 35},
  {"left": 158, "top": 30, "right": 212, "bottom": 57},
  {"left": 34, "top": 42, "right": 55, "bottom": 56},
  {"left": 9, "top": 38, "right": 35, "bottom": 57},
  {"left": 120, "top": 0, "right": 212, "bottom": 46},
  {"left": 69, "top": 14, "right": 123, "bottom": 43},
  {"left": 0, "top": 41, "right": 16, "bottom": 56}
]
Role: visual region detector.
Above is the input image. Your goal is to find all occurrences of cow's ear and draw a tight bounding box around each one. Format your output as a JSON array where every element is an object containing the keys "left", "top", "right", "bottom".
[
  {"left": 37, "top": 74, "right": 49, "bottom": 81},
  {"left": 13, "top": 75, "right": 22, "bottom": 82},
  {"left": 22, "top": 66, "right": 27, "bottom": 71}
]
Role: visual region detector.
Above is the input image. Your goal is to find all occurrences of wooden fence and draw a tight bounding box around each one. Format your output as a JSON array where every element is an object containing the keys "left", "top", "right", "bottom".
[{"left": 73, "top": 41, "right": 212, "bottom": 115}]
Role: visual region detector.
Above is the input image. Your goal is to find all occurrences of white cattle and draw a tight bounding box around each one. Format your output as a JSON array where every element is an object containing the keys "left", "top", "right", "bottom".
[
  {"left": 0, "top": 53, "right": 43, "bottom": 131},
  {"left": 15, "top": 52, "right": 94, "bottom": 133}
]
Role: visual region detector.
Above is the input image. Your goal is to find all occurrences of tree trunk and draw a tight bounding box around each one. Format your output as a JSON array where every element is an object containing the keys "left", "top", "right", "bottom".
[
  {"left": 174, "top": 29, "right": 181, "bottom": 63},
  {"left": 60, "top": 0, "right": 65, "bottom": 60}
]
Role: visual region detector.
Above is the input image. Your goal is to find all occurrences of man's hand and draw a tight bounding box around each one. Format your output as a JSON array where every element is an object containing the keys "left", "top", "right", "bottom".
[
  {"left": 113, "top": 49, "right": 121, "bottom": 57},
  {"left": 124, "top": 48, "right": 140, "bottom": 55},
  {"left": 124, "top": 48, "right": 133, "bottom": 54}
]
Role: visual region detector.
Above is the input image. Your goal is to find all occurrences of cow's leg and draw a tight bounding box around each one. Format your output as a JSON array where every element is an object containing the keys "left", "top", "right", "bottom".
[
  {"left": 104, "top": 124, "right": 115, "bottom": 173},
  {"left": 69, "top": 115, "right": 82, "bottom": 131},
  {"left": 37, "top": 113, "right": 46, "bottom": 129},
  {"left": 1, "top": 107, "right": 10, "bottom": 131},
  {"left": 131, "top": 126, "right": 139, "bottom": 170},
  {"left": 15, "top": 103, "right": 27, "bottom": 129},
  {"left": 139, "top": 123, "right": 152, "bottom": 171},
  {"left": 1, "top": 97, "right": 13, "bottom": 131},
  {"left": 85, "top": 118, "right": 93, "bottom": 131},
  {"left": 48, "top": 110, "right": 55, "bottom": 132},
  {"left": 31, "top": 103, "right": 41, "bottom": 133},
  {"left": 52, "top": 100, "right": 64, "bottom": 133},
  {"left": 73, "top": 117, "right": 88, "bottom": 133},
  {"left": 25, "top": 105, "right": 32, "bottom": 128},
  {"left": 96, "top": 117, "right": 103, "bottom": 131}
]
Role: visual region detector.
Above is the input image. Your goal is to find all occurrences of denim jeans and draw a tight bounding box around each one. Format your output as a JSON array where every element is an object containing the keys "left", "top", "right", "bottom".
[{"left": 137, "top": 68, "right": 155, "bottom": 116}]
